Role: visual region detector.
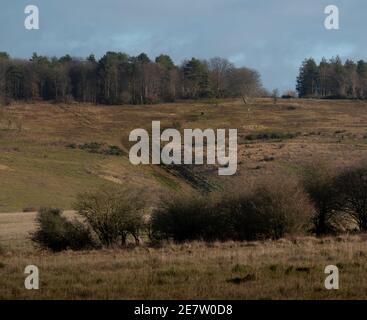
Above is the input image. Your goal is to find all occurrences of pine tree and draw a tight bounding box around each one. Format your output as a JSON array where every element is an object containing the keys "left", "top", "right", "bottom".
[{"left": 296, "top": 58, "right": 319, "bottom": 97}]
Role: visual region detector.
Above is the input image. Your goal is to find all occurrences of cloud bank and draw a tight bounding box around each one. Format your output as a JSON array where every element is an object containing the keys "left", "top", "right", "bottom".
[{"left": 1, "top": 0, "right": 366, "bottom": 91}]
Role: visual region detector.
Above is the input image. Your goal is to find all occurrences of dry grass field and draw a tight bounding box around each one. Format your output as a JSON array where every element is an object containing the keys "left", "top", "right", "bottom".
[
  {"left": 1, "top": 98, "right": 367, "bottom": 299},
  {"left": 1, "top": 219, "right": 367, "bottom": 299}
]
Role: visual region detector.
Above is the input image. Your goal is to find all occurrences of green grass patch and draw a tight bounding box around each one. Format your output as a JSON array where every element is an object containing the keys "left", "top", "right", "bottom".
[{"left": 245, "top": 132, "right": 300, "bottom": 141}]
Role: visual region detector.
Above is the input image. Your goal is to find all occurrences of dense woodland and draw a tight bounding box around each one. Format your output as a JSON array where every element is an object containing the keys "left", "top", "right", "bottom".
[
  {"left": 297, "top": 56, "right": 367, "bottom": 99},
  {"left": 4, "top": 51, "right": 367, "bottom": 103},
  {"left": 0, "top": 52, "right": 264, "bottom": 105}
]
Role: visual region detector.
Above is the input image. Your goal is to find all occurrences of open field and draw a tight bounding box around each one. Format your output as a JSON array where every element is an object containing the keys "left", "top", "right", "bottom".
[
  {"left": 1, "top": 210, "right": 367, "bottom": 300},
  {"left": 2, "top": 98, "right": 367, "bottom": 299},
  {"left": 1, "top": 211, "right": 367, "bottom": 300}
]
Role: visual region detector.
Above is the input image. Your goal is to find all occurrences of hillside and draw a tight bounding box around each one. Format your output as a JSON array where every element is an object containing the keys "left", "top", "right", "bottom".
[{"left": 1, "top": 98, "right": 367, "bottom": 212}]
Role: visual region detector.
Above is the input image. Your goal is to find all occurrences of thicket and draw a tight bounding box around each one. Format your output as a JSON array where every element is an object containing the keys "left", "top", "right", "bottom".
[{"left": 32, "top": 163, "right": 367, "bottom": 251}]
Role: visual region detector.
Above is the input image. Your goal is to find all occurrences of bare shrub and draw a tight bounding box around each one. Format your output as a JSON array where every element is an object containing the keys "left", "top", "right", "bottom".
[
  {"left": 222, "top": 177, "right": 312, "bottom": 240},
  {"left": 337, "top": 163, "right": 367, "bottom": 231},
  {"left": 302, "top": 164, "right": 345, "bottom": 236},
  {"left": 151, "top": 176, "right": 312, "bottom": 242},
  {"left": 74, "top": 187, "right": 146, "bottom": 246}
]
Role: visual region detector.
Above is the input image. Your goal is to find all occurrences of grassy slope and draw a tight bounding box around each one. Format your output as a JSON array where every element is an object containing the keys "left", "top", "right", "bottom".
[{"left": 1, "top": 98, "right": 367, "bottom": 211}]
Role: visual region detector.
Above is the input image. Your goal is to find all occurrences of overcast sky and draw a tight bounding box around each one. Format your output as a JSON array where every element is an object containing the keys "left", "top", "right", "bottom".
[{"left": 1, "top": 0, "right": 366, "bottom": 91}]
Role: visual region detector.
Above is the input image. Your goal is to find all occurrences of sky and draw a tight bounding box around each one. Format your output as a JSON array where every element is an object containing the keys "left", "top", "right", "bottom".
[{"left": 1, "top": 0, "right": 366, "bottom": 92}]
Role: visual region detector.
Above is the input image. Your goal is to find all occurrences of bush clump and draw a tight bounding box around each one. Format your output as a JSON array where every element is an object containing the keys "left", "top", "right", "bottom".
[
  {"left": 336, "top": 163, "right": 367, "bottom": 231},
  {"left": 74, "top": 187, "right": 146, "bottom": 246},
  {"left": 302, "top": 164, "right": 345, "bottom": 235},
  {"left": 68, "top": 142, "right": 124, "bottom": 156},
  {"left": 151, "top": 194, "right": 229, "bottom": 242},
  {"left": 245, "top": 132, "right": 298, "bottom": 141},
  {"left": 221, "top": 178, "right": 312, "bottom": 240},
  {"left": 32, "top": 208, "right": 95, "bottom": 252},
  {"left": 151, "top": 178, "right": 312, "bottom": 242}
]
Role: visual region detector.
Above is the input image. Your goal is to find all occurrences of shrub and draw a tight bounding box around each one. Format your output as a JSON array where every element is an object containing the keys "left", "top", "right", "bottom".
[
  {"left": 70, "top": 142, "right": 124, "bottom": 156},
  {"left": 302, "top": 164, "right": 345, "bottom": 236},
  {"left": 79, "top": 142, "right": 102, "bottom": 153},
  {"left": 286, "top": 106, "right": 297, "bottom": 111},
  {"left": 74, "top": 187, "right": 146, "bottom": 246},
  {"left": 219, "top": 192, "right": 266, "bottom": 241},
  {"left": 222, "top": 178, "right": 312, "bottom": 240},
  {"left": 151, "top": 178, "right": 312, "bottom": 242},
  {"left": 245, "top": 132, "right": 298, "bottom": 141},
  {"left": 105, "top": 145, "right": 124, "bottom": 156},
  {"left": 32, "top": 208, "right": 95, "bottom": 252},
  {"left": 151, "top": 195, "right": 224, "bottom": 242},
  {"left": 336, "top": 164, "right": 367, "bottom": 231}
]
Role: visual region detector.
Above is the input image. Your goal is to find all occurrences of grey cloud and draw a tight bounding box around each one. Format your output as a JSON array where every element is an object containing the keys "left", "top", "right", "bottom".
[{"left": 0, "top": 0, "right": 366, "bottom": 91}]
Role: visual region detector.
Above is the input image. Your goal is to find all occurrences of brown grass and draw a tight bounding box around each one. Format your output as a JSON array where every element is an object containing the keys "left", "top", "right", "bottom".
[
  {"left": 2, "top": 98, "right": 367, "bottom": 211},
  {"left": 1, "top": 211, "right": 367, "bottom": 299},
  {"left": 1, "top": 234, "right": 367, "bottom": 299}
]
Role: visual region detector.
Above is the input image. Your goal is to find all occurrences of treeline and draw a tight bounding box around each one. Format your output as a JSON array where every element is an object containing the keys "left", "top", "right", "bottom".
[
  {"left": 0, "top": 51, "right": 264, "bottom": 105},
  {"left": 297, "top": 56, "right": 367, "bottom": 99}
]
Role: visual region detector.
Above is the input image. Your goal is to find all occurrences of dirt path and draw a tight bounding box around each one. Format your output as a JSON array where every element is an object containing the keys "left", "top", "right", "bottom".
[{"left": 0, "top": 211, "right": 76, "bottom": 249}]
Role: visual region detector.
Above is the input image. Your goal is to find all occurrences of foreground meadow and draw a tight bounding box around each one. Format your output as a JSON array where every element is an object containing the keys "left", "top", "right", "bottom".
[
  {"left": 0, "top": 211, "right": 366, "bottom": 300},
  {"left": 1, "top": 235, "right": 367, "bottom": 299}
]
